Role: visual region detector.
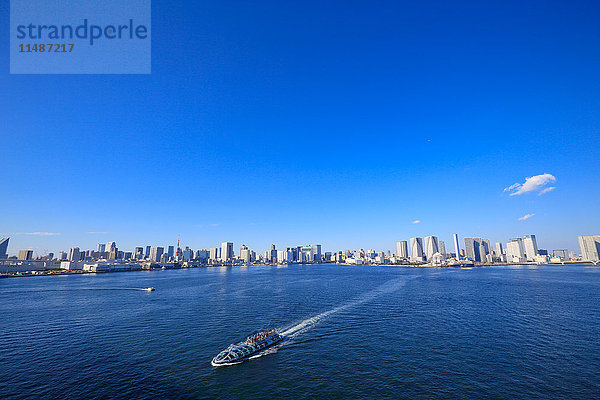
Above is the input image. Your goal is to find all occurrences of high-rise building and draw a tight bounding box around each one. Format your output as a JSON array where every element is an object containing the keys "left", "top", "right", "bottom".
[
  {"left": 453, "top": 234, "right": 461, "bottom": 260},
  {"left": 134, "top": 247, "right": 144, "bottom": 259},
  {"left": 523, "top": 235, "right": 539, "bottom": 261},
  {"left": 578, "top": 235, "right": 600, "bottom": 262},
  {"left": 479, "top": 240, "right": 490, "bottom": 262},
  {"left": 149, "top": 247, "right": 164, "bottom": 262},
  {"left": 395, "top": 241, "right": 408, "bottom": 258},
  {"left": 58, "top": 251, "right": 67, "bottom": 261},
  {"left": 286, "top": 247, "right": 297, "bottom": 262},
  {"left": 464, "top": 237, "right": 481, "bottom": 261},
  {"left": 506, "top": 238, "right": 525, "bottom": 263},
  {"left": 18, "top": 249, "right": 33, "bottom": 260},
  {"left": 145, "top": 246, "right": 151, "bottom": 259},
  {"left": 106, "top": 242, "right": 116, "bottom": 252},
  {"left": 196, "top": 250, "right": 209, "bottom": 263},
  {"left": 0, "top": 237, "right": 9, "bottom": 259},
  {"left": 311, "top": 244, "right": 322, "bottom": 261},
  {"left": 108, "top": 247, "right": 118, "bottom": 260},
  {"left": 277, "top": 249, "right": 293, "bottom": 263},
  {"left": 300, "top": 246, "right": 315, "bottom": 262},
  {"left": 410, "top": 237, "right": 424, "bottom": 262},
  {"left": 424, "top": 236, "right": 439, "bottom": 261},
  {"left": 168, "top": 246, "right": 175, "bottom": 259},
  {"left": 271, "top": 244, "right": 278, "bottom": 263},
  {"left": 96, "top": 243, "right": 106, "bottom": 253},
  {"left": 209, "top": 247, "right": 220, "bottom": 261},
  {"left": 240, "top": 245, "right": 251, "bottom": 263},
  {"left": 439, "top": 240, "right": 446, "bottom": 257},
  {"left": 68, "top": 247, "right": 80, "bottom": 262},
  {"left": 182, "top": 247, "right": 193, "bottom": 261},
  {"left": 221, "top": 242, "right": 234, "bottom": 261},
  {"left": 495, "top": 242, "right": 504, "bottom": 255}
]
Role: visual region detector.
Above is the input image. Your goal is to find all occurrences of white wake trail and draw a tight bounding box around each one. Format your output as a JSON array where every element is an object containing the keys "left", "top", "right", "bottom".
[{"left": 280, "top": 277, "right": 407, "bottom": 337}]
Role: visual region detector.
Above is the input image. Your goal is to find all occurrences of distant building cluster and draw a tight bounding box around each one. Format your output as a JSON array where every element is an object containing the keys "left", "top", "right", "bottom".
[
  {"left": 333, "top": 233, "right": 597, "bottom": 266},
  {"left": 1, "top": 233, "right": 599, "bottom": 275},
  {"left": 0, "top": 237, "right": 327, "bottom": 274}
]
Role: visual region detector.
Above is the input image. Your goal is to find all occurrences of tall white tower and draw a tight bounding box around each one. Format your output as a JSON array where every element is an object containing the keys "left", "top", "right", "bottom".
[
  {"left": 523, "top": 235, "right": 539, "bottom": 261},
  {"left": 221, "top": 242, "right": 234, "bottom": 261},
  {"left": 424, "top": 236, "right": 439, "bottom": 261},
  {"left": 453, "top": 234, "right": 461, "bottom": 260},
  {"left": 395, "top": 241, "right": 408, "bottom": 258},
  {"left": 410, "top": 237, "right": 424, "bottom": 261}
]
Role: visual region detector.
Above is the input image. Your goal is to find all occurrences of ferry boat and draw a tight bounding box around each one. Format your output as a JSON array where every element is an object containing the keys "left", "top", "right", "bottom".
[{"left": 211, "top": 329, "right": 284, "bottom": 366}]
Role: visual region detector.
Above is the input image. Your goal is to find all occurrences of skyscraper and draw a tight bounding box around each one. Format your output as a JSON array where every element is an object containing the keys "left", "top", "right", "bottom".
[
  {"left": 439, "top": 240, "right": 446, "bottom": 257},
  {"left": 221, "top": 242, "right": 234, "bottom": 261},
  {"left": 506, "top": 238, "right": 525, "bottom": 263},
  {"left": 209, "top": 247, "right": 220, "bottom": 261},
  {"left": 424, "top": 236, "right": 439, "bottom": 261},
  {"left": 464, "top": 237, "right": 481, "bottom": 261},
  {"left": 495, "top": 242, "right": 504, "bottom": 255},
  {"left": 395, "top": 241, "right": 408, "bottom": 258},
  {"left": 134, "top": 247, "right": 144, "bottom": 260},
  {"left": 311, "top": 244, "right": 322, "bottom": 261},
  {"left": 453, "top": 234, "right": 461, "bottom": 259},
  {"left": 168, "top": 245, "right": 175, "bottom": 259},
  {"left": 479, "top": 240, "right": 490, "bottom": 262},
  {"left": 96, "top": 243, "right": 106, "bottom": 253},
  {"left": 523, "top": 235, "right": 539, "bottom": 261},
  {"left": 182, "top": 247, "right": 193, "bottom": 261},
  {"left": 145, "top": 246, "right": 151, "bottom": 259},
  {"left": 271, "top": 244, "right": 278, "bottom": 263},
  {"left": 410, "top": 237, "right": 424, "bottom": 262},
  {"left": 578, "top": 235, "right": 600, "bottom": 262},
  {"left": 196, "top": 250, "right": 209, "bottom": 263},
  {"left": 149, "top": 247, "right": 164, "bottom": 262},
  {"left": 0, "top": 237, "right": 9, "bottom": 259},
  {"left": 68, "top": 247, "right": 80, "bottom": 262},
  {"left": 240, "top": 245, "right": 250, "bottom": 263},
  {"left": 106, "top": 242, "right": 116, "bottom": 252}
]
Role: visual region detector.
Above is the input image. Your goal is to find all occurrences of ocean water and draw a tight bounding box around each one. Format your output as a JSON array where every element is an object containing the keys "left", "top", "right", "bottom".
[{"left": 1, "top": 264, "right": 599, "bottom": 399}]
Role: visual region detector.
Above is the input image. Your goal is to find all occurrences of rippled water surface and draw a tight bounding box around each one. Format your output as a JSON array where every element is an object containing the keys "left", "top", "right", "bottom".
[{"left": 1, "top": 264, "right": 599, "bottom": 399}]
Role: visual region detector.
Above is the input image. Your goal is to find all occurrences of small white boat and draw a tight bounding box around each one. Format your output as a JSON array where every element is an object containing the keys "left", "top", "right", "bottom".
[{"left": 142, "top": 287, "right": 155, "bottom": 292}]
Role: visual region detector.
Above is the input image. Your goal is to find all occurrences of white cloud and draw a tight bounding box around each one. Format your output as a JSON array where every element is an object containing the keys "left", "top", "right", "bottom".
[
  {"left": 504, "top": 173, "right": 556, "bottom": 196},
  {"left": 518, "top": 213, "right": 535, "bottom": 221},
  {"left": 538, "top": 187, "right": 556, "bottom": 196},
  {"left": 412, "top": 220, "right": 421, "bottom": 224},
  {"left": 14, "top": 232, "right": 61, "bottom": 236},
  {"left": 503, "top": 183, "right": 520, "bottom": 192}
]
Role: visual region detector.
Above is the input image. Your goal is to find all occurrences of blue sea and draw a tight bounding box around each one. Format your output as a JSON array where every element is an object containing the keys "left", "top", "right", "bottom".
[{"left": 1, "top": 264, "right": 599, "bottom": 399}]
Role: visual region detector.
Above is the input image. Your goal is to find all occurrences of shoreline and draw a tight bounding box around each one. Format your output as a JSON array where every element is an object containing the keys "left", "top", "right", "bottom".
[{"left": 1, "top": 260, "right": 596, "bottom": 279}]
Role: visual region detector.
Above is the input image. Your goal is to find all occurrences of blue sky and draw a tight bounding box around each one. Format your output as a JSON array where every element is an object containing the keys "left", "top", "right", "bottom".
[{"left": 2, "top": 0, "right": 599, "bottom": 256}]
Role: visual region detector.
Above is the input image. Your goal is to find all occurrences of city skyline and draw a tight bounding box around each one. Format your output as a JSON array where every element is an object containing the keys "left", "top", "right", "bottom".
[
  {"left": 4, "top": 233, "right": 597, "bottom": 267},
  {"left": 0, "top": 231, "right": 586, "bottom": 260}
]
